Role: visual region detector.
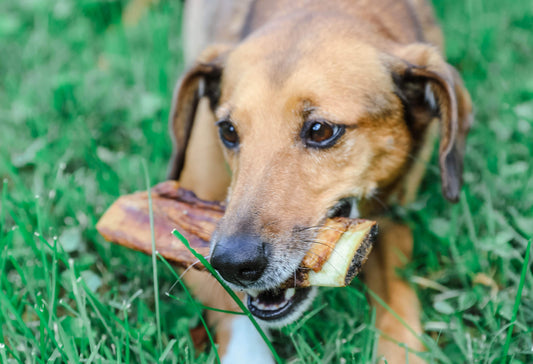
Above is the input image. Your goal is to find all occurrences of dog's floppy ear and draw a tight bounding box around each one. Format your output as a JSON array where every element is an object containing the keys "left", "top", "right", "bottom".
[
  {"left": 389, "top": 44, "right": 473, "bottom": 202},
  {"left": 167, "top": 45, "right": 230, "bottom": 180}
]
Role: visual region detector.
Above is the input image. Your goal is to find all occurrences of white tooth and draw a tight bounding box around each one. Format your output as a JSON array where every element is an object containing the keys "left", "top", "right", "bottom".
[
  {"left": 255, "top": 302, "right": 283, "bottom": 311},
  {"left": 247, "top": 289, "right": 260, "bottom": 298},
  {"left": 284, "top": 288, "right": 295, "bottom": 300}
]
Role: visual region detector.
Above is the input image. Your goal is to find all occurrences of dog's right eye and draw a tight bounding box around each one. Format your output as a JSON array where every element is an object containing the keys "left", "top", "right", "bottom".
[{"left": 217, "top": 121, "right": 239, "bottom": 149}]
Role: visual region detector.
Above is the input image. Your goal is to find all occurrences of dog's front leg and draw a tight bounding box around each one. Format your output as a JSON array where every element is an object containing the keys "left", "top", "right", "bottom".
[
  {"left": 182, "top": 269, "right": 275, "bottom": 364},
  {"left": 364, "top": 218, "right": 425, "bottom": 364}
]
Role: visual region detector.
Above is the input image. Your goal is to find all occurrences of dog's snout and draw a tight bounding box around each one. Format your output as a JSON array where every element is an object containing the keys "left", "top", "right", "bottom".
[{"left": 210, "top": 234, "right": 269, "bottom": 285}]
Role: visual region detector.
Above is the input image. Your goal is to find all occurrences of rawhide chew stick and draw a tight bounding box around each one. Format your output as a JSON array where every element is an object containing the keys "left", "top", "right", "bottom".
[{"left": 96, "top": 181, "right": 377, "bottom": 287}]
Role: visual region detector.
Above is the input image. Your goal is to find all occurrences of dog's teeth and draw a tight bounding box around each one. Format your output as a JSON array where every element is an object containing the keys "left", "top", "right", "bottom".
[
  {"left": 247, "top": 289, "right": 260, "bottom": 298},
  {"left": 285, "top": 288, "right": 295, "bottom": 300},
  {"left": 255, "top": 302, "right": 282, "bottom": 311}
]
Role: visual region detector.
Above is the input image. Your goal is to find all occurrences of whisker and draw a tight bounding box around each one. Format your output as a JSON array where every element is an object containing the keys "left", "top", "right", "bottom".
[
  {"left": 179, "top": 255, "right": 211, "bottom": 280},
  {"left": 296, "top": 225, "right": 346, "bottom": 234},
  {"left": 167, "top": 279, "right": 180, "bottom": 295},
  {"left": 368, "top": 193, "right": 389, "bottom": 210}
]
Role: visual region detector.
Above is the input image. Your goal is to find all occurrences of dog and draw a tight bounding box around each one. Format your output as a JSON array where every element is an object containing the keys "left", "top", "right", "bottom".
[{"left": 167, "top": 0, "right": 473, "bottom": 362}]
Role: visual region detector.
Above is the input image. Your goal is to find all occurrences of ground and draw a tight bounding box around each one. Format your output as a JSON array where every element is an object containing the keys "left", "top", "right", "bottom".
[{"left": 0, "top": 0, "right": 532, "bottom": 362}]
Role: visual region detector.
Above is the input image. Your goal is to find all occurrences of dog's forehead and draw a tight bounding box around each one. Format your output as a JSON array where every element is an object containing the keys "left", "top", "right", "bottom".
[{"left": 221, "top": 32, "right": 395, "bottom": 125}]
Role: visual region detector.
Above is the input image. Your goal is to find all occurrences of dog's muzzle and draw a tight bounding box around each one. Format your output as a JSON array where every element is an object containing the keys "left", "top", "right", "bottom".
[
  {"left": 209, "top": 196, "right": 359, "bottom": 326},
  {"left": 210, "top": 232, "right": 317, "bottom": 326}
]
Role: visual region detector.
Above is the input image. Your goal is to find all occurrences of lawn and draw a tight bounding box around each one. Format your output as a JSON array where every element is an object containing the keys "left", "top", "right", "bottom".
[{"left": 0, "top": 0, "right": 532, "bottom": 362}]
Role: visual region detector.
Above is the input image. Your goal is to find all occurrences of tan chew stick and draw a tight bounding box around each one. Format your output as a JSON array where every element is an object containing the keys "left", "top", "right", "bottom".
[
  {"left": 96, "top": 181, "right": 221, "bottom": 268},
  {"left": 293, "top": 218, "right": 376, "bottom": 287},
  {"left": 96, "top": 181, "right": 377, "bottom": 287}
]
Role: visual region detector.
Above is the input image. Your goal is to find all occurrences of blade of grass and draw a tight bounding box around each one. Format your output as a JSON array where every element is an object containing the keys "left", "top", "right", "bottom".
[
  {"left": 34, "top": 197, "right": 52, "bottom": 305},
  {"left": 165, "top": 291, "right": 245, "bottom": 315},
  {"left": 460, "top": 191, "right": 483, "bottom": 271},
  {"left": 159, "top": 338, "right": 177, "bottom": 363},
  {"left": 123, "top": 305, "right": 131, "bottom": 364},
  {"left": 141, "top": 159, "right": 163, "bottom": 356},
  {"left": 0, "top": 341, "right": 26, "bottom": 364},
  {"left": 157, "top": 253, "right": 221, "bottom": 364},
  {"left": 287, "top": 303, "right": 328, "bottom": 336},
  {"left": 0, "top": 344, "right": 8, "bottom": 364},
  {"left": 86, "top": 335, "right": 106, "bottom": 364},
  {"left": 0, "top": 243, "right": 7, "bottom": 292},
  {"left": 500, "top": 239, "right": 531, "bottom": 363},
  {"left": 48, "top": 236, "right": 58, "bottom": 325},
  {"left": 68, "top": 259, "right": 96, "bottom": 353},
  {"left": 32, "top": 303, "right": 69, "bottom": 361},
  {"left": 367, "top": 307, "right": 377, "bottom": 363},
  {"left": 0, "top": 179, "right": 7, "bottom": 237},
  {"left": 172, "top": 229, "right": 283, "bottom": 364},
  {"left": 0, "top": 336, "right": 23, "bottom": 364},
  {"left": 83, "top": 285, "right": 120, "bottom": 344},
  {"left": 0, "top": 288, "right": 36, "bottom": 341},
  {"left": 81, "top": 285, "right": 139, "bottom": 363}
]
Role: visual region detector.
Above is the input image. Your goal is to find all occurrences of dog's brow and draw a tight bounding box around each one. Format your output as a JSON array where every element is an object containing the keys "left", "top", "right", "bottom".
[
  {"left": 215, "top": 104, "right": 232, "bottom": 121},
  {"left": 302, "top": 105, "right": 318, "bottom": 115},
  {"left": 302, "top": 105, "right": 343, "bottom": 125}
]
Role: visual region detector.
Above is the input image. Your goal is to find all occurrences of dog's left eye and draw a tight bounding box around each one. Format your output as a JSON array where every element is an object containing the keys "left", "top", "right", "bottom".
[
  {"left": 217, "top": 120, "right": 240, "bottom": 149},
  {"left": 301, "top": 120, "right": 345, "bottom": 148}
]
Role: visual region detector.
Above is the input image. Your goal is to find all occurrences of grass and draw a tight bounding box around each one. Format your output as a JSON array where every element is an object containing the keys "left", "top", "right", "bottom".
[{"left": 0, "top": 0, "right": 532, "bottom": 362}]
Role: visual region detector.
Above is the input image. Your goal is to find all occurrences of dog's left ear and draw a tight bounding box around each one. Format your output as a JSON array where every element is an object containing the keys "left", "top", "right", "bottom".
[
  {"left": 388, "top": 44, "right": 473, "bottom": 202},
  {"left": 167, "top": 45, "right": 230, "bottom": 180}
]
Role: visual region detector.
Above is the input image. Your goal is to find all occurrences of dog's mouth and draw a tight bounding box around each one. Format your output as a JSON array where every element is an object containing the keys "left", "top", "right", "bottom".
[
  {"left": 245, "top": 286, "right": 316, "bottom": 325},
  {"left": 241, "top": 197, "right": 359, "bottom": 325}
]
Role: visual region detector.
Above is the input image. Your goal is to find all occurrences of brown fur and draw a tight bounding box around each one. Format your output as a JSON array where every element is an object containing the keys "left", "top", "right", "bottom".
[{"left": 169, "top": 0, "right": 472, "bottom": 362}]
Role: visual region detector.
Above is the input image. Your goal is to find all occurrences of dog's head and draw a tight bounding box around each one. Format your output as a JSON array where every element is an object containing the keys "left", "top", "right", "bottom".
[{"left": 168, "top": 24, "right": 472, "bottom": 325}]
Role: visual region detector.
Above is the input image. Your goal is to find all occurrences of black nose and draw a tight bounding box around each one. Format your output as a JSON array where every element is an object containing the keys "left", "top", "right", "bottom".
[{"left": 210, "top": 234, "right": 269, "bottom": 285}]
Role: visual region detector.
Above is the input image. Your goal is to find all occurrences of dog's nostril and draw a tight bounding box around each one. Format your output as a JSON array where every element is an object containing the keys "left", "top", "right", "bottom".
[
  {"left": 239, "top": 267, "right": 263, "bottom": 282},
  {"left": 210, "top": 234, "right": 268, "bottom": 286}
]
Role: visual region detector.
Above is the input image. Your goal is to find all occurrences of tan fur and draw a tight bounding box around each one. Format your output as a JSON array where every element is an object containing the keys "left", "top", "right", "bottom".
[
  {"left": 179, "top": 98, "right": 231, "bottom": 201},
  {"left": 170, "top": 1, "right": 472, "bottom": 362}
]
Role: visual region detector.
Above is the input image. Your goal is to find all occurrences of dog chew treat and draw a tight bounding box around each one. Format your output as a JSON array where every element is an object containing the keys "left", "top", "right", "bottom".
[
  {"left": 294, "top": 218, "right": 376, "bottom": 287},
  {"left": 96, "top": 181, "right": 377, "bottom": 288},
  {"left": 96, "top": 181, "right": 221, "bottom": 268}
]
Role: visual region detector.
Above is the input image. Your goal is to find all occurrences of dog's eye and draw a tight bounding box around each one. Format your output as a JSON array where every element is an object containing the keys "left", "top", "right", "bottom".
[
  {"left": 301, "top": 120, "right": 345, "bottom": 148},
  {"left": 217, "top": 121, "right": 239, "bottom": 148}
]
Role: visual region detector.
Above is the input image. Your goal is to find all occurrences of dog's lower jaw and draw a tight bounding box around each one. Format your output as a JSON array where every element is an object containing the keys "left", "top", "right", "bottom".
[
  {"left": 246, "top": 286, "right": 318, "bottom": 327},
  {"left": 217, "top": 274, "right": 318, "bottom": 326},
  {"left": 210, "top": 264, "right": 318, "bottom": 326}
]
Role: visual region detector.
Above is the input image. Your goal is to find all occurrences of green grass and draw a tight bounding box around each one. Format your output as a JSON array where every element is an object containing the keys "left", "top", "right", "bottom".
[{"left": 1, "top": 0, "right": 532, "bottom": 362}]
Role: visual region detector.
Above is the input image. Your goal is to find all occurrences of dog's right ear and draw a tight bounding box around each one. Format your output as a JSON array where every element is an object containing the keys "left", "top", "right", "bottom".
[{"left": 167, "top": 45, "right": 229, "bottom": 180}]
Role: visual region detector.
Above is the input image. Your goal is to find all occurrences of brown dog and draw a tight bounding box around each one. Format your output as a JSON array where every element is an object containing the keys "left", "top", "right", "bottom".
[{"left": 168, "top": 0, "right": 473, "bottom": 362}]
